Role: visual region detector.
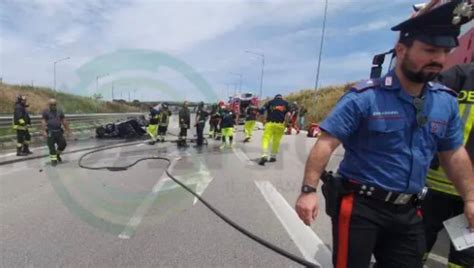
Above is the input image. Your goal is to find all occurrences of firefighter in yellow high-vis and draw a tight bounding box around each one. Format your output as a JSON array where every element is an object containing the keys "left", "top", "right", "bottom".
[
  {"left": 13, "top": 95, "right": 32, "bottom": 156},
  {"left": 243, "top": 104, "right": 259, "bottom": 143},
  {"left": 146, "top": 105, "right": 159, "bottom": 145},
  {"left": 258, "top": 94, "right": 290, "bottom": 166},
  {"left": 423, "top": 62, "right": 474, "bottom": 268}
]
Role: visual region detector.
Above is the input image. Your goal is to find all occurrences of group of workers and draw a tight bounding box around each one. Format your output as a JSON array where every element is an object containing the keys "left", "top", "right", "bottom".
[
  {"left": 145, "top": 96, "right": 301, "bottom": 166},
  {"left": 13, "top": 97, "right": 70, "bottom": 166},
  {"left": 295, "top": 1, "right": 474, "bottom": 268}
]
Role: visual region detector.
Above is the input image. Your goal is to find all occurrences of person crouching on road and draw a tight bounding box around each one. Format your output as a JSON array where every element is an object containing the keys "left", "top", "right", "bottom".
[
  {"left": 243, "top": 104, "right": 259, "bottom": 143},
  {"left": 13, "top": 95, "right": 33, "bottom": 156},
  {"left": 219, "top": 104, "right": 236, "bottom": 149},
  {"left": 178, "top": 101, "right": 191, "bottom": 147},
  {"left": 146, "top": 105, "right": 159, "bottom": 145},
  {"left": 258, "top": 94, "right": 290, "bottom": 166},
  {"left": 157, "top": 102, "right": 171, "bottom": 142},
  {"left": 42, "top": 99, "right": 70, "bottom": 166}
]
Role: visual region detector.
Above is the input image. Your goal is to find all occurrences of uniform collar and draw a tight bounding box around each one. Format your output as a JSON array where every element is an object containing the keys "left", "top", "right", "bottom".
[{"left": 382, "top": 70, "right": 432, "bottom": 104}]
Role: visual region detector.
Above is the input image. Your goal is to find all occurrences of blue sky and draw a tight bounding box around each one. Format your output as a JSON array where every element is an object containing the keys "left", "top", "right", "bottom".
[{"left": 0, "top": 0, "right": 456, "bottom": 101}]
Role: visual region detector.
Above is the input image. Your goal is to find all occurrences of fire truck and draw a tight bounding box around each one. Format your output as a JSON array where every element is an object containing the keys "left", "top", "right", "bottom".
[{"left": 228, "top": 92, "right": 259, "bottom": 125}]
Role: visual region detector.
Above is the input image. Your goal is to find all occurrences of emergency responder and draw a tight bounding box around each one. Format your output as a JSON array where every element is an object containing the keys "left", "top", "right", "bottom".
[
  {"left": 286, "top": 101, "right": 300, "bottom": 135},
  {"left": 423, "top": 61, "right": 474, "bottom": 267},
  {"left": 13, "top": 95, "right": 32, "bottom": 156},
  {"left": 146, "top": 105, "right": 159, "bottom": 145},
  {"left": 209, "top": 101, "right": 223, "bottom": 140},
  {"left": 42, "top": 99, "right": 70, "bottom": 166},
  {"left": 258, "top": 94, "right": 290, "bottom": 166},
  {"left": 243, "top": 103, "right": 259, "bottom": 142},
  {"left": 295, "top": 2, "right": 474, "bottom": 267},
  {"left": 157, "top": 102, "right": 171, "bottom": 142},
  {"left": 195, "top": 101, "right": 209, "bottom": 147},
  {"left": 219, "top": 104, "right": 236, "bottom": 149},
  {"left": 178, "top": 101, "right": 191, "bottom": 147}
]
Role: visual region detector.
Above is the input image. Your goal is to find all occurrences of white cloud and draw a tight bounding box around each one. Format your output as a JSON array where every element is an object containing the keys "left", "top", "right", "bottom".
[{"left": 1, "top": 0, "right": 421, "bottom": 100}]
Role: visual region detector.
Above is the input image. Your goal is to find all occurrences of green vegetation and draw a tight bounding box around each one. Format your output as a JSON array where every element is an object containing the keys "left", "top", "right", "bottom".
[
  {"left": 0, "top": 82, "right": 144, "bottom": 114},
  {"left": 285, "top": 83, "right": 353, "bottom": 125}
]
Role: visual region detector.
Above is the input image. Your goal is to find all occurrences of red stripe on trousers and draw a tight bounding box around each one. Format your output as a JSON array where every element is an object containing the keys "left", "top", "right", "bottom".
[{"left": 336, "top": 193, "right": 354, "bottom": 268}]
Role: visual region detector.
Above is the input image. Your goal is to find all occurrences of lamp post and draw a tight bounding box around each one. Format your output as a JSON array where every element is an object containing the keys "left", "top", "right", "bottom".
[
  {"left": 314, "top": 0, "right": 328, "bottom": 90},
  {"left": 229, "top": 72, "right": 243, "bottom": 95},
  {"left": 96, "top": 73, "right": 109, "bottom": 92},
  {"left": 53, "top": 56, "right": 70, "bottom": 95},
  {"left": 245, "top": 50, "right": 265, "bottom": 99}
]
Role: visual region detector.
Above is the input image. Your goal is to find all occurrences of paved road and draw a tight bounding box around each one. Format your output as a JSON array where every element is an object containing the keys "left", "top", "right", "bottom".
[{"left": 0, "top": 119, "right": 450, "bottom": 267}]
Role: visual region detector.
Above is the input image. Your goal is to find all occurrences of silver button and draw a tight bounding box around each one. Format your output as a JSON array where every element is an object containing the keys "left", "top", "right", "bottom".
[
  {"left": 359, "top": 190, "right": 364, "bottom": 195},
  {"left": 367, "top": 191, "right": 372, "bottom": 196},
  {"left": 361, "top": 185, "right": 367, "bottom": 190},
  {"left": 370, "top": 187, "right": 375, "bottom": 191}
]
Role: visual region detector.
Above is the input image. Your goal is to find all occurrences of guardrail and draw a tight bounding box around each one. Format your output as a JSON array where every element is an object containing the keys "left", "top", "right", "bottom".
[{"left": 0, "top": 113, "right": 145, "bottom": 142}]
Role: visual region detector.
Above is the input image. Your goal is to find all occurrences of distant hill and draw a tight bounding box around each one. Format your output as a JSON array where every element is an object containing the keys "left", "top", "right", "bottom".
[{"left": 0, "top": 82, "right": 144, "bottom": 114}]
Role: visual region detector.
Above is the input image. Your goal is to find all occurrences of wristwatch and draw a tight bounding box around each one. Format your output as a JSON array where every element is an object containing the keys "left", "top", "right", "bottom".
[{"left": 301, "top": 184, "right": 317, "bottom": 194}]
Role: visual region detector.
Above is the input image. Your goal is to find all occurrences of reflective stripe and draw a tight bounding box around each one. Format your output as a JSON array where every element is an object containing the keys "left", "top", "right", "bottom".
[
  {"left": 426, "top": 175, "right": 459, "bottom": 196},
  {"left": 448, "top": 262, "right": 464, "bottom": 268},
  {"left": 16, "top": 143, "right": 22, "bottom": 148},
  {"left": 12, "top": 124, "right": 26, "bottom": 130},
  {"left": 50, "top": 155, "right": 58, "bottom": 160}
]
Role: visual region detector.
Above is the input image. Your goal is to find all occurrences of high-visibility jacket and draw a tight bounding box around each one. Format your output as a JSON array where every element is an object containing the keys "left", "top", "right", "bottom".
[{"left": 427, "top": 63, "right": 474, "bottom": 196}]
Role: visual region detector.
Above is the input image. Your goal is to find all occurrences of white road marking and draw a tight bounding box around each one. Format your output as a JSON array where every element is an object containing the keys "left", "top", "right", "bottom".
[
  {"left": 118, "top": 156, "right": 213, "bottom": 239},
  {"left": 118, "top": 157, "right": 180, "bottom": 239},
  {"left": 255, "top": 180, "right": 332, "bottom": 268},
  {"left": 233, "top": 148, "right": 255, "bottom": 166}
]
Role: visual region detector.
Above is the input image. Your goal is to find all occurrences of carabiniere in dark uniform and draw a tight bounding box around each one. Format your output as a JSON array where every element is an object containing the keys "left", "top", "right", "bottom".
[{"left": 295, "top": 1, "right": 474, "bottom": 268}]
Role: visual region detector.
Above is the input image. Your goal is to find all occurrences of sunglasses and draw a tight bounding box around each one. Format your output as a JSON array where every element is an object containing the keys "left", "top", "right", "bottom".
[{"left": 413, "top": 97, "right": 427, "bottom": 127}]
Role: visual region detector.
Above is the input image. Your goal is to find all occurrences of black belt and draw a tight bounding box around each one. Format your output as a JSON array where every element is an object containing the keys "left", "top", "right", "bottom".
[{"left": 343, "top": 180, "right": 421, "bottom": 205}]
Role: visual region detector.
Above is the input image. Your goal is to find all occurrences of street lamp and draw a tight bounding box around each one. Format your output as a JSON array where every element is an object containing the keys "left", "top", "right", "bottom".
[
  {"left": 245, "top": 50, "right": 265, "bottom": 99},
  {"left": 53, "top": 56, "right": 70, "bottom": 95},
  {"left": 229, "top": 72, "right": 243, "bottom": 95},
  {"left": 96, "top": 73, "right": 109, "bottom": 92},
  {"left": 314, "top": 0, "right": 328, "bottom": 90}
]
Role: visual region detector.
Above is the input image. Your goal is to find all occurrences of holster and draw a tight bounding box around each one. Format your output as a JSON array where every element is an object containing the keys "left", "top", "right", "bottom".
[{"left": 321, "top": 171, "right": 351, "bottom": 218}]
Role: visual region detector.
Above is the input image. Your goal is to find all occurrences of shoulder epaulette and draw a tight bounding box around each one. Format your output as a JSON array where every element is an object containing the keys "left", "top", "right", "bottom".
[
  {"left": 428, "top": 81, "right": 458, "bottom": 97},
  {"left": 350, "top": 79, "right": 380, "bottom": 93}
]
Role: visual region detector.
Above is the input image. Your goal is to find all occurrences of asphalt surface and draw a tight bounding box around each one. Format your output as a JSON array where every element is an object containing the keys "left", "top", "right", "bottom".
[{"left": 0, "top": 118, "right": 451, "bottom": 267}]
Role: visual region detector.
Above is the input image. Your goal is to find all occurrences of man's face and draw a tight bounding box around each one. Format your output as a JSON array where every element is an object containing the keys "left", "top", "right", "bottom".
[{"left": 397, "top": 40, "right": 450, "bottom": 83}]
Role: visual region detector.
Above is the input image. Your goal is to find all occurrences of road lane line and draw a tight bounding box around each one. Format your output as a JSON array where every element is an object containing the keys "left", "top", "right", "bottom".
[
  {"left": 233, "top": 148, "right": 255, "bottom": 166},
  {"left": 118, "top": 157, "right": 180, "bottom": 239},
  {"left": 255, "top": 180, "right": 332, "bottom": 268}
]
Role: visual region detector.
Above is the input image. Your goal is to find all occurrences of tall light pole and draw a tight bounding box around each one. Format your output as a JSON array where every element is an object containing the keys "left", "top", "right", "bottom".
[
  {"left": 314, "top": 0, "right": 328, "bottom": 90},
  {"left": 229, "top": 72, "right": 243, "bottom": 95},
  {"left": 96, "top": 73, "right": 109, "bottom": 93},
  {"left": 53, "top": 56, "right": 70, "bottom": 95},
  {"left": 245, "top": 50, "right": 265, "bottom": 99}
]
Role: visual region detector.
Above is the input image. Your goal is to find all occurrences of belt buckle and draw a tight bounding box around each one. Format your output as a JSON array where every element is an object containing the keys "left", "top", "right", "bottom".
[{"left": 392, "top": 193, "right": 412, "bottom": 205}]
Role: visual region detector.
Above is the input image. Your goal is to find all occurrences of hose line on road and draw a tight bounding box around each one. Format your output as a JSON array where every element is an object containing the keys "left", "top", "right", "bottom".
[{"left": 78, "top": 142, "right": 320, "bottom": 268}]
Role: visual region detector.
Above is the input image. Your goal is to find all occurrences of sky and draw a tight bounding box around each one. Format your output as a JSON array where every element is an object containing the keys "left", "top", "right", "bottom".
[{"left": 0, "top": 0, "right": 469, "bottom": 102}]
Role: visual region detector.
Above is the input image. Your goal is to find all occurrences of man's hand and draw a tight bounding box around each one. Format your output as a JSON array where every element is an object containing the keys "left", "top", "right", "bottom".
[
  {"left": 295, "top": 193, "right": 319, "bottom": 226},
  {"left": 465, "top": 201, "right": 474, "bottom": 231}
]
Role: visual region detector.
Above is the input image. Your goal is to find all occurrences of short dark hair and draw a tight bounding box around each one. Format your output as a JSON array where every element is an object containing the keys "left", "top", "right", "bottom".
[{"left": 398, "top": 34, "right": 415, "bottom": 47}]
